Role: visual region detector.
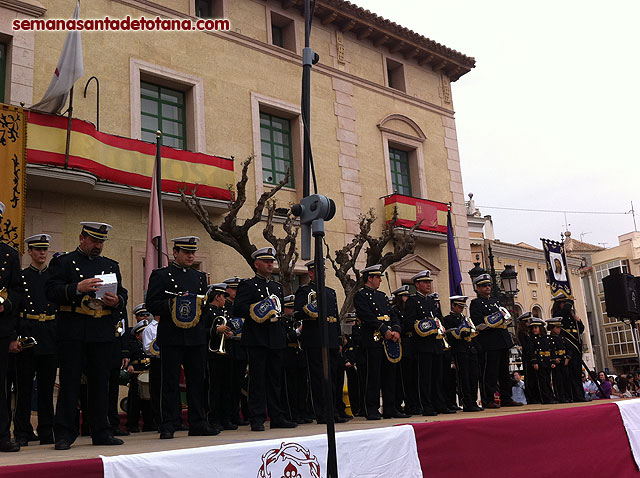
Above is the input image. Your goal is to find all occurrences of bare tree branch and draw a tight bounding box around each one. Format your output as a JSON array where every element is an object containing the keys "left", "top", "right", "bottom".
[{"left": 263, "top": 200, "right": 299, "bottom": 295}]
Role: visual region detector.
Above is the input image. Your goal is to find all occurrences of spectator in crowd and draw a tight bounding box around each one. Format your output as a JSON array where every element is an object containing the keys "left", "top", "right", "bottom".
[
  {"left": 511, "top": 372, "right": 527, "bottom": 405},
  {"left": 627, "top": 374, "right": 638, "bottom": 396},
  {"left": 596, "top": 371, "right": 612, "bottom": 399},
  {"left": 582, "top": 373, "right": 597, "bottom": 401},
  {"left": 613, "top": 376, "right": 634, "bottom": 398}
]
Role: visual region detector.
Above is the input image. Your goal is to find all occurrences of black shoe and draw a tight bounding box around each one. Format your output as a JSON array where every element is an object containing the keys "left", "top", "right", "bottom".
[
  {"left": 422, "top": 411, "right": 438, "bottom": 416},
  {"left": 54, "top": 439, "right": 72, "bottom": 450},
  {"left": 92, "top": 436, "right": 124, "bottom": 446},
  {"left": 463, "top": 405, "right": 483, "bottom": 412},
  {"left": 366, "top": 414, "right": 382, "bottom": 421},
  {"left": 502, "top": 400, "right": 524, "bottom": 407},
  {"left": 113, "top": 429, "right": 130, "bottom": 436},
  {"left": 448, "top": 405, "right": 462, "bottom": 411},
  {"left": 17, "top": 438, "right": 28, "bottom": 447},
  {"left": 270, "top": 419, "right": 297, "bottom": 429},
  {"left": 28, "top": 431, "right": 39, "bottom": 442},
  {"left": 334, "top": 416, "right": 348, "bottom": 423},
  {"left": 383, "top": 411, "right": 411, "bottom": 419},
  {"left": 436, "top": 408, "right": 457, "bottom": 414},
  {"left": 251, "top": 423, "right": 265, "bottom": 432},
  {"left": 407, "top": 408, "right": 423, "bottom": 415},
  {"left": 543, "top": 400, "right": 559, "bottom": 405},
  {"left": 175, "top": 423, "right": 188, "bottom": 431},
  {"left": 233, "top": 418, "right": 250, "bottom": 426},
  {"left": 484, "top": 401, "right": 500, "bottom": 409},
  {"left": 40, "top": 435, "right": 55, "bottom": 445},
  {"left": 0, "top": 439, "right": 20, "bottom": 452},
  {"left": 188, "top": 426, "right": 220, "bottom": 436},
  {"left": 295, "top": 417, "right": 307, "bottom": 424},
  {"left": 159, "top": 431, "right": 174, "bottom": 439},
  {"left": 302, "top": 417, "right": 314, "bottom": 424},
  {"left": 221, "top": 421, "right": 238, "bottom": 431}
]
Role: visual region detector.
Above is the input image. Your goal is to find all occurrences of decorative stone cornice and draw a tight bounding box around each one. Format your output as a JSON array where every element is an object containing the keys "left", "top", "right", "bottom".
[
  {"left": 0, "top": 0, "right": 46, "bottom": 17},
  {"left": 281, "top": 0, "right": 475, "bottom": 81}
]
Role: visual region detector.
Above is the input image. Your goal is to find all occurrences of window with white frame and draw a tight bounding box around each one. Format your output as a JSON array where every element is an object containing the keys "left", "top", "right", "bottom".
[
  {"left": 595, "top": 260, "right": 630, "bottom": 294},
  {"left": 605, "top": 323, "right": 636, "bottom": 357},
  {"left": 526, "top": 267, "right": 537, "bottom": 283}
]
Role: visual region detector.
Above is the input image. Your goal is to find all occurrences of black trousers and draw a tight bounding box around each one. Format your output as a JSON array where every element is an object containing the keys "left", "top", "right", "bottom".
[
  {"left": 126, "top": 373, "right": 153, "bottom": 431},
  {"left": 527, "top": 366, "right": 555, "bottom": 403},
  {"left": 207, "top": 353, "right": 233, "bottom": 425},
  {"left": 417, "top": 352, "right": 447, "bottom": 413},
  {"left": 283, "top": 353, "right": 307, "bottom": 422},
  {"left": 443, "top": 354, "right": 458, "bottom": 407},
  {"left": 107, "top": 365, "right": 122, "bottom": 431},
  {"left": 479, "top": 348, "right": 513, "bottom": 405},
  {"left": 335, "top": 360, "right": 347, "bottom": 417},
  {"left": 551, "top": 364, "right": 570, "bottom": 402},
  {"left": 306, "top": 347, "right": 338, "bottom": 422},
  {"left": 345, "top": 365, "right": 360, "bottom": 416},
  {"left": 55, "top": 341, "right": 112, "bottom": 443},
  {"left": 364, "top": 347, "right": 397, "bottom": 417},
  {"left": 14, "top": 351, "right": 57, "bottom": 441},
  {"left": 567, "top": 355, "right": 585, "bottom": 401},
  {"left": 149, "top": 358, "right": 161, "bottom": 428},
  {"left": 159, "top": 344, "right": 207, "bottom": 434},
  {"left": 453, "top": 352, "right": 480, "bottom": 408},
  {"left": 0, "top": 337, "right": 10, "bottom": 442},
  {"left": 247, "top": 347, "right": 285, "bottom": 425},
  {"left": 399, "top": 354, "right": 420, "bottom": 412}
]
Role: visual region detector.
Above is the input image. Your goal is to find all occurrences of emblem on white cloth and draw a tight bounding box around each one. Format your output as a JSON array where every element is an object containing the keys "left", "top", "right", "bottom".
[{"left": 257, "top": 442, "right": 321, "bottom": 478}]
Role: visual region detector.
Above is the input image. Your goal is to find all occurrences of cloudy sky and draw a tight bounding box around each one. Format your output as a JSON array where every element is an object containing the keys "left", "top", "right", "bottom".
[{"left": 354, "top": 0, "right": 640, "bottom": 248}]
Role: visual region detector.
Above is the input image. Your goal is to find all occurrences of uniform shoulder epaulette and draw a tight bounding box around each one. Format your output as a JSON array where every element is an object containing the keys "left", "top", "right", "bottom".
[
  {"left": 104, "top": 256, "right": 119, "bottom": 265},
  {"left": 0, "top": 242, "right": 19, "bottom": 253}
]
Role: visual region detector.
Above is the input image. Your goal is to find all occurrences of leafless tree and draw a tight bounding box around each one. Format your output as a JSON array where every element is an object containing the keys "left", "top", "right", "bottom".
[
  {"left": 180, "top": 156, "right": 290, "bottom": 270},
  {"left": 263, "top": 200, "right": 299, "bottom": 295},
  {"left": 326, "top": 207, "right": 421, "bottom": 317}
]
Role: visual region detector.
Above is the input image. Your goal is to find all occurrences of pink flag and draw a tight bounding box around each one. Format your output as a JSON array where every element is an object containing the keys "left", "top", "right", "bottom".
[
  {"left": 144, "top": 155, "right": 168, "bottom": 290},
  {"left": 31, "top": 1, "right": 84, "bottom": 113}
]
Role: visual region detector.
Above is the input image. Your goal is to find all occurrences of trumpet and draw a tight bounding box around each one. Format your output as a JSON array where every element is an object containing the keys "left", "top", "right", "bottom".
[
  {"left": 434, "top": 317, "right": 451, "bottom": 350},
  {"left": 0, "top": 287, "right": 7, "bottom": 305},
  {"left": 308, "top": 290, "right": 316, "bottom": 305},
  {"left": 209, "top": 315, "right": 228, "bottom": 355},
  {"left": 17, "top": 336, "right": 37, "bottom": 349}
]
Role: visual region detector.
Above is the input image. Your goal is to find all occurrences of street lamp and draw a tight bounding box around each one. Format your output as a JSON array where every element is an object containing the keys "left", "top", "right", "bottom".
[
  {"left": 500, "top": 264, "right": 519, "bottom": 297},
  {"left": 468, "top": 255, "right": 486, "bottom": 291}
]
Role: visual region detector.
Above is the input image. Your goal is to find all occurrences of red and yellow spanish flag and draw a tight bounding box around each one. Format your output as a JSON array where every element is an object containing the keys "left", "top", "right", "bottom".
[
  {"left": 384, "top": 194, "right": 448, "bottom": 234},
  {"left": 26, "top": 111, "right": 234, "bottom": 200}
]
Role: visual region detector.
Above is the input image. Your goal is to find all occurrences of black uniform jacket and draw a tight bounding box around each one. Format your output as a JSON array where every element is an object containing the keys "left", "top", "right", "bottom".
[
  {"left": 469, "top": 295, "right": 513, "bottom": 352},
  {"left": 146, "top": 262, "right": 208, "bottom": 347},
  {"left": 0, "top": 241, "right": 23, "bottom": 339},
  {"left": 235, "top": 275, "right": 286, "bottom": 349},
  {"left": 46, "top": 248, "right": 127, "bottom": 343},
  {"left": 404, "top": 292, "right": 444, "bottom": 354},
  {"left": 443, "top": 312, "right": 479, "bottom": 355},
  {"left": 353, "top": 286, "right": 399, "bottom": 349},
  {"left": 294, "top": 281, "right": 340, "bottom": 349},
  {"left": 19, "top": 265, "right": 58, "bottom": 355},
  {"left": 560, "top": 312, "right": 585, "bottom": 358},
  {"left": 528, "top": 333, "right": 552, "bottom": 367}
]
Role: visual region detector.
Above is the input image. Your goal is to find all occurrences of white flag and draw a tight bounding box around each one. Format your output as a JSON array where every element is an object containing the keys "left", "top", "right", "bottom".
[{"left": 31, "top": 0, "right": 84, "bottom": 113}]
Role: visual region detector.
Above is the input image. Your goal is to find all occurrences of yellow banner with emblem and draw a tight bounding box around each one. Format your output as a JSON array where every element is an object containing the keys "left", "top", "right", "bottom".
[{"left": 0, "top": 103, "right": 27, "bottom": 253}]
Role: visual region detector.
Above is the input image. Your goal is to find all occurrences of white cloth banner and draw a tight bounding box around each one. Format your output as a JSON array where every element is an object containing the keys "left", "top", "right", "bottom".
[
  {"left": 31, "top": 0, "right": 84, "bottom": 113},
  {"left": 102, "top": 425, "right": 422, "bottom": 478},
  {"left": 616, "top": 398, "right": 640, "bottom": 469}
]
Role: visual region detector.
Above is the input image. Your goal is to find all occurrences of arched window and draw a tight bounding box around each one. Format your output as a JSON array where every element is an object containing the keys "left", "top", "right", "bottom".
[{"left": 532, "top": 305, "right": 543, "bottom": 318}]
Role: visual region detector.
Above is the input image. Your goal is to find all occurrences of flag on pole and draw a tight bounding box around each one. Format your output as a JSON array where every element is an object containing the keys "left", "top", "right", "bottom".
[
  {"left": 447, "top": 209, "right": 463, "bottom": 296},
  {"left": 541, "top": 238, "right": 573, "bottom": 300},
  {"left": 31, "top": 1, "right": 84, "bottom": 113},
  {"left": 144, "top": 138, "right": 168, "bottom": 290}
]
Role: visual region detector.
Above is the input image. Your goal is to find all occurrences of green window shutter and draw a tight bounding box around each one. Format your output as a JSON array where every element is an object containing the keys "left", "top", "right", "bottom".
[
  {"left": 389, "top": 147, "right": 412, "bottom": 196},
  {"left": 140, "top": 81, "right": 187, "bottom": 150},
  {"left": 260, "top": 112, "right": 294, "bottom": 187}
]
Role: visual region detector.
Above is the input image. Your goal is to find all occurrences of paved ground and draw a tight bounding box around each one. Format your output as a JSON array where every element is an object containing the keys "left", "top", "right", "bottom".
[{"left": 3, "top": 399, "right": 609, "bottom": 467}]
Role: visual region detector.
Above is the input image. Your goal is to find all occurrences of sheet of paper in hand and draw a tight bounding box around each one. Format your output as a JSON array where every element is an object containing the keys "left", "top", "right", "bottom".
[{"left": 95, "top": 273, "right": 118, "bottom": 300}]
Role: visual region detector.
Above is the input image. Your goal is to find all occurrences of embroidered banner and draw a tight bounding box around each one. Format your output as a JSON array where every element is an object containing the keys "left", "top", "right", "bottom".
[
  {"left": 541, "top": 238, "right": 573, "bottom": 300},
  {"left": 0, "top": 103, "right": 27, "bottom": 252},
  {"left": 25, "top": 111, "right": 234, "bottom": 201}
]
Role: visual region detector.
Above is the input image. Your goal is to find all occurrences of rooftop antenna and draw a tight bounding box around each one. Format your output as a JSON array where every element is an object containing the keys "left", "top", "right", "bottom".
[
  {"left": 630, "top": 201, "right": 637, "bottom": 232},
  {"left": 598, "top": 242, "right": 608, "bottom": 248},
  {"left": 580, "top": 232, "right": 591, "bottom": 242}
]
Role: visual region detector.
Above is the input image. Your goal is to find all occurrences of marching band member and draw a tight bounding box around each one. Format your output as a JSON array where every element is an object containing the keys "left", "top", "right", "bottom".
[
  {"left": 552, "top": 296, "right": 587, "bottom": 402},
  {"left": 282, "top": 294, "right": 308, "bottom": 424},
  {"left": 353, "top": 264, "right": 406, "bottom": 420},
  {"left": 146, "top": 236, "right": 218, "bottom": 439},
  {"left": 392, "top": 285, "right": 419, "bottom": 414},
  {"left": 204, "top": 283, "right": 237, "bottom": 431},
  {"left": 469, "top": 273, "right": 523, "bottom": 409},
  {"left": 526, "top": 318, "right": 557, "bottom": 404},
  {"left": 234, "top": 247, "right": 297, "bottom": 431},
  {"left": 546, "top": 317, "right": 571, "bottom": 403},
  {"left": 142, "top": 311, "right": 161, "bottom": 430},
  {"left": 443, "top": 295, "right": 483, "bottom": 412},
  {"left": 107, "top": 309, "right": 130, "bottom": 437},
  {"left": 126, "top": 317, "right": 153, "bottom": 432},
  {"left": 14, "top": 234, "right": 57, "bottom": 446},
  {"left": 46, "top": 222, "right": 128, "bottom": 449},
  {"left": 405, "top": 270, "right": 453, "bottom": 416},
  {"left": 295, "top": 260, "right": 344, "bottom": 424},
  {"left": 223, "top": 276, "right": 249, "bottom": 426}
]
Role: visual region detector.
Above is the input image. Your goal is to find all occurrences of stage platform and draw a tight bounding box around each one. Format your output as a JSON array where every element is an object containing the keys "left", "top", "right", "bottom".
[{"left": 2, "top": 399, "right": 640, "bottom": 477}]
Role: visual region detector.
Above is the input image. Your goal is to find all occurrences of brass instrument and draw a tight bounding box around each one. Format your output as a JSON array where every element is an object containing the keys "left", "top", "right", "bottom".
[
  {"left": 434, "top": 317, "right": 451, "bottom": 350},
  {"left": 0, "top": 287, "right": 7, "bottom": 305},
  {"left": 115, "top": 319, "right": 124, "bottom": 336},
  {"left": 17, "top": 336, "right": 37, "bottom": 349},
  {"left": 209, "top": 315, "right": 228, "bottom": 355},
  {"left": 308, "top": 290, "right": 316, "bottom": 305}
]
